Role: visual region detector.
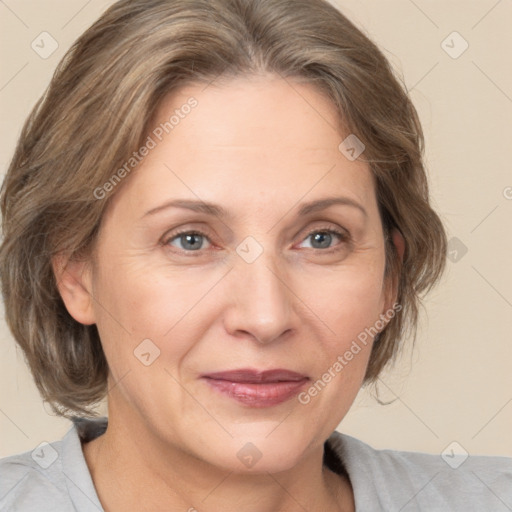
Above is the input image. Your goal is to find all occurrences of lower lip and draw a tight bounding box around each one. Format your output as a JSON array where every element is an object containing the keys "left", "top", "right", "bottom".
[{"left": 202, "top": 378, "right": 309, "bottom": 408}]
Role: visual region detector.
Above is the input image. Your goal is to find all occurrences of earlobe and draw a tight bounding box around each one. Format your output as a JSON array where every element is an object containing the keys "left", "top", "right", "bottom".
[
  {"left": 391, "top": 228, "right": 405, "bottom": 264},
  {"left": 52, "top": 252, "right": 96, "bottom": 325}
]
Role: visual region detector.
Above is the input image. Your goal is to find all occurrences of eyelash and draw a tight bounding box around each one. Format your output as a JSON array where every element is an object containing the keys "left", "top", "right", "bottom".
[{"left": 161, "top": 225, "right": 350, "bottom": 257}]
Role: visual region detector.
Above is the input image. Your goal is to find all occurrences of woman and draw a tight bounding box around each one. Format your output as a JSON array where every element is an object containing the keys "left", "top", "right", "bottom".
[{"left": 0, "top": 0, "right": 510, "bottom": 510}]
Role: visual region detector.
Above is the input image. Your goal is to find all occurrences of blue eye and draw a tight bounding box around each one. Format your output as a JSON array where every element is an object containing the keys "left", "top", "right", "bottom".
[
  {"left": 166, "top": 230, "right": 212, "bottom": 252},
  {"left": 163, "top": 226, "right": 349, "bottom": 256},
  {"left": 299, "top": 229, "right": 346, "bottom": 251}
]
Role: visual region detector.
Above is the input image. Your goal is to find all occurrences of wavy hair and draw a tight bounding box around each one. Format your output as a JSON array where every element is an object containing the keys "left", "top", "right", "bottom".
[{"left": 0, "top": 0, "right": 447, "bottom": 417}]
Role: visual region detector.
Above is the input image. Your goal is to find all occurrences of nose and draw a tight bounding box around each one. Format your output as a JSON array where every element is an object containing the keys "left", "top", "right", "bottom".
[{"left": 222, "top": 249, "right": 295, "bottom": 345}]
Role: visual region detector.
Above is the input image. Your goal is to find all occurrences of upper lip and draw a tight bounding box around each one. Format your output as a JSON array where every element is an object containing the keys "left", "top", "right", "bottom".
[{"left": 201, "top": 369, "right": 309, "bottom": 383}]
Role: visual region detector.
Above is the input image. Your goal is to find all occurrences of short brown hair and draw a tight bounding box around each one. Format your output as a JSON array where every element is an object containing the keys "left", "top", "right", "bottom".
[{"left": 0, "top": 0, "right": 447, "bottom": 417}]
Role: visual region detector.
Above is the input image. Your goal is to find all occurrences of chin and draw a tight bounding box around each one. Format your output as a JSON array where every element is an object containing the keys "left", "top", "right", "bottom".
[{"left": 194, "top": 427, "right": 314, "bottom": 475}]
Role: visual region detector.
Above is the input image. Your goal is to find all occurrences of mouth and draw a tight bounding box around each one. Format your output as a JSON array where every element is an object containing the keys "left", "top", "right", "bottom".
[{"left": 200, "top": 368, "right": 310, "bottom": 408}]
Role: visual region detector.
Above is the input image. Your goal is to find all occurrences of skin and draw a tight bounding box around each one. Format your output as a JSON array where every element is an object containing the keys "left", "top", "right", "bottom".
[{"left": 54, "top": 73, "right": 404, "bottom": 512}]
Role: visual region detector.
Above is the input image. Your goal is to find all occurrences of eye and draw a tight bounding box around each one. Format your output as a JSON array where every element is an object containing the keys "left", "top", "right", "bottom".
[
  {"left": 164, "top": 230, "right": 212, "bottom": 253},
  {"left": 297, "top": 227, "right": 348, "bottom": 252},
  {"left": 162, "top": 225, "right": 349, "bottom": 256}
]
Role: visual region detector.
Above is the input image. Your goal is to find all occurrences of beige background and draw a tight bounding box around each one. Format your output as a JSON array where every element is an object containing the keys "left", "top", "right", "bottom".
[{"left": 0, "top": 0, "right": 511, "bottom": 459}]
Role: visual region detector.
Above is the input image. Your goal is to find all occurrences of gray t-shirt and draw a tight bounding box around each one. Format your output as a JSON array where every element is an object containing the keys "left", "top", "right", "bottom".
[{"left": 1, "top": 417, "right": 511, "bottom": 511}]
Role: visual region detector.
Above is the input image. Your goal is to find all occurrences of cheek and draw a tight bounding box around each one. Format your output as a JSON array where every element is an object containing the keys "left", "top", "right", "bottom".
[
  {"left": 90, "top": 253, "right": 219, "bottom": 380},
  {"left": 92, "top": 252, "right": 191, "bottom": 334},
  {"left": 296, "top": 263, "right": 386, "bottom": 341},
  {"left": 287, "top": 264, "right": 385, "bottom": 397},
  {"left": 295, "top": 268, "right": 384, "bottom": 407}
]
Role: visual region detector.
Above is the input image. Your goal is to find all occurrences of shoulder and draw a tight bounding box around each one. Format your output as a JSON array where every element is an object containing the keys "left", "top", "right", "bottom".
[
  {"left": 327, "top": 431, "right": 512, "bottom": 511},
  {"left": 0, "top": 419, "right": 105, "bottom": 512},
  {"left": 0, "top": 438, "right": 70, "bottom": 511}
]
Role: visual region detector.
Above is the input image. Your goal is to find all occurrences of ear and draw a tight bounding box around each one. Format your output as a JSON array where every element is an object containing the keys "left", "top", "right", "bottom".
[
  {"left": 52, "top": 251, "right": 96, "bottom": 325},
  {"left": 383, "top": 228, "right": 405, "bottom": 314},
  {"left": 392, "top": 228, "right": 405, "bottom": 264}
]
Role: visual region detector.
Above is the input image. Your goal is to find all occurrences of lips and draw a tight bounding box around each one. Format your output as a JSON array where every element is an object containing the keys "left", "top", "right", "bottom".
[
  {"left": 201, "top": 368, "right": 308, "bottom": 383},
  {"left": 201, "top": 368, "right": 310, "bottom": 408}
]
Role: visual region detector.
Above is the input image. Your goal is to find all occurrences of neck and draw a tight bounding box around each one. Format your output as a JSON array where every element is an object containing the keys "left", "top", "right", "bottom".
[{"left": 82, "top": 407, "right": 354, "bottom": 512}]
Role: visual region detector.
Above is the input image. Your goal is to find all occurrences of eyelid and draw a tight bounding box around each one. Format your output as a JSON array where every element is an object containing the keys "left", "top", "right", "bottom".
[
  {"left": 294, "top": 224, "right": 350, "bottom": 252},
  {"left": 161, "top": 227, "right": 215, "bottom": 253}
]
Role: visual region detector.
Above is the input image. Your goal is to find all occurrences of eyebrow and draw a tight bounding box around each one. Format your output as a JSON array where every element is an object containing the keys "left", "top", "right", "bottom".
[{"left": 143, "top": 196, "right": 367, "bottom": 219}]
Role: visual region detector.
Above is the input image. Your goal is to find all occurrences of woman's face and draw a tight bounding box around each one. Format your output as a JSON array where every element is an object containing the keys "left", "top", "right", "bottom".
[{"left": 79, "top": 74, "right": 398, "bottom": 472}]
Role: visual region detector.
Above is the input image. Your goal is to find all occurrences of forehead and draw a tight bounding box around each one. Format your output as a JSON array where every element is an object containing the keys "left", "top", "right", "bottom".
[{"left": 108, "top": 74, "right": 377, "bottom": 220}]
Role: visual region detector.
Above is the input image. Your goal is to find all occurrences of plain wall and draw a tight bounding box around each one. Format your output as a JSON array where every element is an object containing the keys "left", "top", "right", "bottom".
[{"left": 0, "top": 0, "right": 511, "bottom": 459}]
